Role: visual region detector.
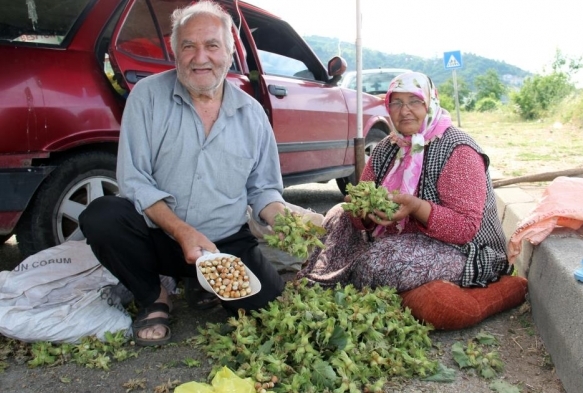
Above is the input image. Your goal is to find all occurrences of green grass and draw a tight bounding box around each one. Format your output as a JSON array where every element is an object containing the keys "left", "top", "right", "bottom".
[{"left": 460, "top": 107, "right": 583, "bottom": 178}]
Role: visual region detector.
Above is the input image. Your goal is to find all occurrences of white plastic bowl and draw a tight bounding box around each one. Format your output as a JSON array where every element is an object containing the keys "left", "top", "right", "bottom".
[{"left": 195, "top": 252, "right": 261, "bottom": 301}]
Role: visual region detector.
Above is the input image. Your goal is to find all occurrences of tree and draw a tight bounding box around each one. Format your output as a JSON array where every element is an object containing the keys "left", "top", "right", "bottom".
[
  {"left": 437, "top": 76, "right": 470, "bottom": 109},
  {"left": 474, "top": 69, "right": 506, "bottom": 101},
  {"left": 548, "top": 48, "right": 582, "bottom": 78},
  {"left": 439, "top": 94, "right": 455, "bottom": 112},
  {"left": 475, "top": 97, "right": 499, "bottom": 112},
  {"left": 510, "top": 72, "right": 574, "bottom": 120}
]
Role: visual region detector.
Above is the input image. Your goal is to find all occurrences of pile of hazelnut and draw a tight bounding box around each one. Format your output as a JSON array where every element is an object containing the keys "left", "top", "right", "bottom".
[{"left": 198, "top": 255, "right": 253, "bottom": 298}]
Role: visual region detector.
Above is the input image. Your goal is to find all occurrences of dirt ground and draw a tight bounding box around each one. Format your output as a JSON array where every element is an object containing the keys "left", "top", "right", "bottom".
[
  {"left": 0, "top": 235, "right": 567, "bottom": 393},
  {"left": 0, "top": 277, "right": 565, "bottom": 393}
]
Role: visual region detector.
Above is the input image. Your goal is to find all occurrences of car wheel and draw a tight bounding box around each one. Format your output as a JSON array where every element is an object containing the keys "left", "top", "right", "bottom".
[
  {"left": 15, "top": 151, "right": 118, "bottom": 257},
  {"left": 336, "top": 127, "right": 387, "bottom": 195}
]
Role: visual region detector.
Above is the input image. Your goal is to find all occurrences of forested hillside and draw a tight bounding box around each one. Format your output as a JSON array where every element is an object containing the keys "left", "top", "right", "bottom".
[{"left": 304, "top": 35, "right": 531, "bottom": 88}]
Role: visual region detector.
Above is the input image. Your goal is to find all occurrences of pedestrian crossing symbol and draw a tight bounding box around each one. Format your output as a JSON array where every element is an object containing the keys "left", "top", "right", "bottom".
[
  {"left": 447, "top": 55, "right": 461, "bottom": 68},
  {"left": 443, "top": 50, "right": 463, "bottom": 70}
]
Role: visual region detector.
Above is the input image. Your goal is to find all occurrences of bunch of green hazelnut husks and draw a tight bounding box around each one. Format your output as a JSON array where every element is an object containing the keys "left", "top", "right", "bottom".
[
  {"left": 342, "top": 181, "right": 400, "bottom": 220},
  {"left": 194, "top": 279, "right": 438, "bottom": 393},
  {"left": 263, "top": 209, "right": 326, "bottom": 259}
]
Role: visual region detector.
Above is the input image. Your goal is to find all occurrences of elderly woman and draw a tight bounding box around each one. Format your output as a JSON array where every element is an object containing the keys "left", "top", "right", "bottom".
[{"left": 297, "top": 71, "right": 513, "bottom": 292}]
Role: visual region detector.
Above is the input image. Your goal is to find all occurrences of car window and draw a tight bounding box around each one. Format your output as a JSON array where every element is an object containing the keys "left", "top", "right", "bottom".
[
  {"left": 117, "top": 0, "right": 167, "bottom": 61},
  {"left": 342, "top": 75, "right": 357, "bottom": 90},
  {"left": 363, "top": 73, "right": 401, "bottom": 93},
  {"left": 258, "top": 50, "right": 314, "bottom": 79},
  {"left": 116, "top": 0, "right": 240, "bottom": 71},
  {"left": 0, "top": 0, "right": 93, "bottom": 45},
  {"left": 242, "top": 12, "right": 320, "bottom": 81},
  {"left": 150, "top": 0, "right": 185, "bottom": 61},
  {"left": 343, "top": 71, "right": 408, "bottom": 93}
]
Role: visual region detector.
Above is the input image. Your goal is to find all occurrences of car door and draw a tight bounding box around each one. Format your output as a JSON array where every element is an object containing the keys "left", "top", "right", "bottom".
[
  {"left": 108, "top": 0, "right": 248, "bottom": 91},
  {"left": 108, "top": 0, "right": 175, "bottom": 87},
  {"left": 235, "top": 6, "right": 352, "bottom": 181},
  {"left": 108, "top": 0, "right": 353, "bottom": 184}
]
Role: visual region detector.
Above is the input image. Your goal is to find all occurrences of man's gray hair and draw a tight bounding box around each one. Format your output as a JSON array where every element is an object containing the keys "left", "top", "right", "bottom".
[{"left": 170, "top": 0, "right": 235, "bottom": 56}]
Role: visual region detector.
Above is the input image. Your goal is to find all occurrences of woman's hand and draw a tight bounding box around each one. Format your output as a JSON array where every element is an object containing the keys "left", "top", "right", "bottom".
[
  {"left": 345, "top": 195, "right": 374, "bottom": 227},
  {"left": 367, "top": 193, "right": 430, "bottom": 227}
]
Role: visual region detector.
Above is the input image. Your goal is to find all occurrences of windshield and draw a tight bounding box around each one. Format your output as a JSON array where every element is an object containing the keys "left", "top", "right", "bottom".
[
  {"left": 342, "top": 70, "right": 410, "bottom": 94},
  {"left": 0, "top": 0, "right": 93, "bottom": 45}
]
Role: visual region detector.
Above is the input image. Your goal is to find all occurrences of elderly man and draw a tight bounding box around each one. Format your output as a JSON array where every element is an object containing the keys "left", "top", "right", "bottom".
[{"left": 80, "top": 0, "right": 286, "bottom": 346}]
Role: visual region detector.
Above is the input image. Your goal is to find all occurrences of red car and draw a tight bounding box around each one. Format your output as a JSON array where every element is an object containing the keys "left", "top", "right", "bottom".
[{"left": 0, "top": 0, "right": 390, "bottom": 256}]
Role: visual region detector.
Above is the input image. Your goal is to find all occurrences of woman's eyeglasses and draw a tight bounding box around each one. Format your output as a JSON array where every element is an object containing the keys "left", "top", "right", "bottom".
[{"left": 387, "top": 99, "right": 425, "bottom": 112}]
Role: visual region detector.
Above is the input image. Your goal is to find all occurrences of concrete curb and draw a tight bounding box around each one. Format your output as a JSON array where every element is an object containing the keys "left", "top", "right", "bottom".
[
  {"left": 530, "top": 235, "right": 583, "bottom": 393},
  {"left": 495, "top": 185, "right": 583, "bottom": 393},
  {"left": 495, "top": 186, "right": 538, "bottom": 277}
]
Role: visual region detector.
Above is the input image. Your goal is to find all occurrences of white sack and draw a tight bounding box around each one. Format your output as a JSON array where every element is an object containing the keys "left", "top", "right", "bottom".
[{"left": 0, "top": 240, "right": 132, "bottom": 343}]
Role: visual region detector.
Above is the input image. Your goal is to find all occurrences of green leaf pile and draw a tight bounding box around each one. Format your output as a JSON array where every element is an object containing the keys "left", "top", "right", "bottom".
[
  {"left": 489, "top": 379, "right": 521, "bottom": 393},
  {"left": 342, "top": 181, "right": 400, "bottom": 220},
  {"left": 193, "top": 279, "right": 438, "bottom": 393},
  {"left": 26, "top": 330, "right": 136, "bottom": 370},
  {"left": 263, "top": 209, "right": 326, "bottom": 259},
  {"left": 452, "top": 332, "right": 504, "bottom": 379}
]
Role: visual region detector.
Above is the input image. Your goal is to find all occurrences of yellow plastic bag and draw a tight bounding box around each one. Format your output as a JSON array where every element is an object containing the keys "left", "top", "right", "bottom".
[
  {"left": 175, "top": 366, "right": 256, "bottom": 393},
  {"left": 175, "top": 382, "right": 214, "bottom": 393}
]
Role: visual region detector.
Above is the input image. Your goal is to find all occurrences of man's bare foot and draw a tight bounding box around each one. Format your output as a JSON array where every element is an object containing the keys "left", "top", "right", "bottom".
[{"left": 132, "top": 286, "right": 173, "bottom": 346}]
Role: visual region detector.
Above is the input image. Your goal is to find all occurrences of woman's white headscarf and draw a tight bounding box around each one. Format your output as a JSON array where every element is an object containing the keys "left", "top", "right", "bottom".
[{"left": 374, "top": 72, "right": 452, "bottom": 236}]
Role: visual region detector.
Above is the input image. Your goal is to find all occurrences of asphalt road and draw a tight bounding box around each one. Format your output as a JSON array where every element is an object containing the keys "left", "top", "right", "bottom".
[{"left": 282, "top": 179, "right": 345, "bottom": 214}]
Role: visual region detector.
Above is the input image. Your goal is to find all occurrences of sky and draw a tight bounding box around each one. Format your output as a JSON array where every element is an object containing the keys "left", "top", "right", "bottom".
[{"left": 245, "top": 0, "right": 581, "bottom": 78}]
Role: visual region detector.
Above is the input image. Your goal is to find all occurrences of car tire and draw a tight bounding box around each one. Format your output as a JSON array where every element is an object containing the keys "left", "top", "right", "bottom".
[
  {"left": 336, "top": 127, "right": 387, "bottom": 195},
  {"left": 15, "top": 151, "right": 118, "bottom": 257}
]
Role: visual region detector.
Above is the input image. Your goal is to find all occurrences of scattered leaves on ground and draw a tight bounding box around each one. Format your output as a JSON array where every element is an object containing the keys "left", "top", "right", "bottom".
[{"left": 452, "top": 331, "right": 504, "bottom": 379}]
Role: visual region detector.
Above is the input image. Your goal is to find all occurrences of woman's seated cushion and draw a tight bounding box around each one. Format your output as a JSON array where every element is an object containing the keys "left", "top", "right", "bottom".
[{"left": 399, "top": 275, "right": 528, "bottom": 330}]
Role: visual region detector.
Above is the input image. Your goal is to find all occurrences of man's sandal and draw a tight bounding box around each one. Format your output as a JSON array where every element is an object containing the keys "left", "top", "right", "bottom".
[
  {"left": 132, "top": 302, "right": 172, "bottom": 346},
  {"left": 188, "top": 287, "right": 221, "bottom": 310},
  {"left": 184, "top": 278, "right": 221, "bottom": 310}
]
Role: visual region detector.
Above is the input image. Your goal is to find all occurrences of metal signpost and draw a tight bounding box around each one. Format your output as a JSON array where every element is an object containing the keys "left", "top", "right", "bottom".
[
  {"left": 443, "top": 50, "right": 463, "bottom": 127},
  {"left": 354, "top": 0, "right": 365, "bottom": 183}
]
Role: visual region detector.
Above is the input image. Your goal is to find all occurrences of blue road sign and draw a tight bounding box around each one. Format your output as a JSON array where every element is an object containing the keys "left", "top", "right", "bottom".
[{"left": 443, "top": 51, "right": 463, "bottom": 70}]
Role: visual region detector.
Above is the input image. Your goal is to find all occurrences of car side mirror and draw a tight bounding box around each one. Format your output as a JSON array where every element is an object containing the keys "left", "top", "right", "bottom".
[
  {"left": 328, "top": 56, "right": 347, "bottom": 76},
  {"left": 327, "top": 56, "right": 347, "bottom": 86}
]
